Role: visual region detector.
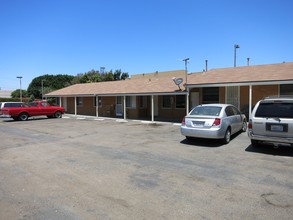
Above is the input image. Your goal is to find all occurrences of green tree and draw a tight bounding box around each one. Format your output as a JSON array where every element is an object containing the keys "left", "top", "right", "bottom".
[
  {"left": 11, "top": 89, "right": 28, "bottom": 99},
  {"left": 72, "top": 68, "right": 129, "bottom": 84},
  {"left": 113, "top": 69, "right": 129, "bottom": 80},
  {"left": 79, "top": 69, "right": 100, "bottom": 83},
  {"left": 27, "top": 74, "right": 74, "bottom": 99},
  {"left": 101, "top": 70, "right": 114, "bottom": 81},
  {"left": 29, "top": 94, "right": 35, "bottom": 102}
]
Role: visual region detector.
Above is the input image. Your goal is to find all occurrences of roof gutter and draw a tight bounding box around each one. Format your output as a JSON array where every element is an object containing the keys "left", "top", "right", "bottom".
[{"left": 45, "top": 91, "right": 188, "bottom": 98}]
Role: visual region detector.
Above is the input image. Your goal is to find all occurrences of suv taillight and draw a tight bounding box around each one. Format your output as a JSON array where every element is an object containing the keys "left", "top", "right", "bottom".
[
  {"left": 213, "top": 118, "right": 221, "bottom": 126},
  {"left": 248, "top": 119, "right": 252, "bottom": 129}
]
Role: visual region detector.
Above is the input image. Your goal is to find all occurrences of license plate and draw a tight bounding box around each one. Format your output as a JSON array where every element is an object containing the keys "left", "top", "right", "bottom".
[
  {"left": 192, "top": 121, "right": 204, "bottom": 126},
  {"left": 270, "top": 125, "right": 283, "bottom": 132}
]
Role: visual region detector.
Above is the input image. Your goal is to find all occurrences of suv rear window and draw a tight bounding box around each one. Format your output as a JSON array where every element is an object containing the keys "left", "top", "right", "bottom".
[{"left": 255, "top": 102, "right": 293, "bottom": 118}]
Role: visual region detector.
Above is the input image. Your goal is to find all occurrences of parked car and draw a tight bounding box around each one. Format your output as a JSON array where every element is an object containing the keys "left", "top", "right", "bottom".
[
  {"left": 181, "top": 104, "right": 247, "bottom": 144},
  {"left": 248, "top": 96, "right": 293, "bottom": 148},
  {"left": 1, "top": 100, "right": 64, "bottom": 121},
  {"left": 0, "top": 102, "right": 25, "bottom": 115}
]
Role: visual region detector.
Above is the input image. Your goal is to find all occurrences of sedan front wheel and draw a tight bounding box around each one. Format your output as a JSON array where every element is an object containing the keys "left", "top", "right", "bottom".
[{"left": 242, "top": 121, "right": 247, "bottom": 132}]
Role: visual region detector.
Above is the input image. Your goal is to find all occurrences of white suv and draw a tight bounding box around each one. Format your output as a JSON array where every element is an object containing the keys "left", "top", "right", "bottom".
[
  {"left": 248, "top": 96, "right": 293, "bottom": 148},
  {"left": 0, "top": 102, "right": 24, "bottom": 115}
]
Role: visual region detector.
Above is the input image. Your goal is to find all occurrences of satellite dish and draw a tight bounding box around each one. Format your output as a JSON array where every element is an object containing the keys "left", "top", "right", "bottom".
[
  {"left": 172, "top": 77, "right": 184, "bottom": 90},
  {"left": 174, "top": 78, "right": 183, "bottom": 85}
]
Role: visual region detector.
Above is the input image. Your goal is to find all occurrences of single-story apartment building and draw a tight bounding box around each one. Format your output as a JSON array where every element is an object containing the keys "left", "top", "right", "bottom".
[{"left": 46, "top": 62, "right": 293, "bottom": 122}]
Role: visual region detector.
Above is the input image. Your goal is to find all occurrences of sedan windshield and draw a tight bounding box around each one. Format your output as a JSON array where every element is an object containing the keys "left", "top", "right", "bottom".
[{"left": 190, "top": 106, "right": 222, "bottom": 116}]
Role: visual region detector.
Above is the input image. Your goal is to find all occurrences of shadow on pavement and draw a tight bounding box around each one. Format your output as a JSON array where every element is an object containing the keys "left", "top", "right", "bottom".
[
  {"left": 180, "top": 131, "right": 243, "bottom": 148},
  {"left": 2, "top": 116, "right": 54, "bottom": 123},
  {"left": 180, "top": 138, "right": 223, "bottom": 147},
  {"left": 245, "top": 144, "right": 293, "bottom": 157}
]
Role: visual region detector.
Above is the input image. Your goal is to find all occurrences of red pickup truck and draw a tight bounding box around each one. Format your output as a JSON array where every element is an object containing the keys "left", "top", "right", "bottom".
[{"left": 1, "top": 101, "right": 65, "bottom": 121}]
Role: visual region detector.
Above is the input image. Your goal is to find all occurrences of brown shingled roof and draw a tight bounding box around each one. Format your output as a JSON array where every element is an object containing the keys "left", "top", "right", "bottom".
[
  {"left": 188, "top": 62, "right": 293, "bottom": 85},
  {"left": 46, "top": 75, "right": 186, "bottom": 97},
  {"left": 46, "top": 62, "right": 293, "bottom": 97}
]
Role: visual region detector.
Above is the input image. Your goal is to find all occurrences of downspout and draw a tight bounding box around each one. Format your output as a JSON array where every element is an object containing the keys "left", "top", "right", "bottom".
[{"left": 59, "top": 96, "right": 62, "bottom": 107}]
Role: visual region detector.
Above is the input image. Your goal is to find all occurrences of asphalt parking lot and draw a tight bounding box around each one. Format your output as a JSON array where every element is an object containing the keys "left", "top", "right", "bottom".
[{"left": 0, "top": 115, "right": 293, "bottom": 220}]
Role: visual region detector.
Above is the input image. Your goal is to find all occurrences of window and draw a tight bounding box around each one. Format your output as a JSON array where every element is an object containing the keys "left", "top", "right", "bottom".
[
  {"left": 190, "top": 106, "right": 222, "bottom": 116},
  {"left": 176, "top": 95, "right": 185, "bottom": 108},
  {"left": 76, "top": 97, "right": 83, "bottom": 106},
  {"left": 202, "top": 87, "right": 219, "bottom": 104},
  {"left": 255, "top": 102, "right": 293, "bottom": 118},
  {"left": 4, "top": 102, "right": 24, "bottom": 108},
  {"left": 162, "top": 96, "right": 171, "bottom": 108},
  {"left": 126, "top": 96, "right": 136, "bottom": 108},
  {"left": 29, "top": 102, "right": 38, "bottom": 107},
  {"left": 231, "top": 106, "right": 241, "bottom": 115},
  {"left": 225, "top": 106, "right": 241, "bottom": 116},
  {"left": 41, "top": 102, "right": 49, "bottom": 107},
  {"left": 280, "top": 84, "right": 293, "bottom": 95},
  {"left": 225, "top": 106, "right": 234, "bottom": 116}
]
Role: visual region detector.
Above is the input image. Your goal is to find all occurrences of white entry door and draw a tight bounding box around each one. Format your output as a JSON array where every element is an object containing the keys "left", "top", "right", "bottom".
[{"left": 116, "top": 97, "right": 123, "bottom": 116}]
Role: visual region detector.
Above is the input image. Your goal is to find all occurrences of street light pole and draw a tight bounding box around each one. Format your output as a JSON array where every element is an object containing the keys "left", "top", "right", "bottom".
[
  {"left": 234, "top": 44, "right": 240, "bottom": 67},
  {"left": 16, "top": 76, "right": 22, "bottom": 102}
]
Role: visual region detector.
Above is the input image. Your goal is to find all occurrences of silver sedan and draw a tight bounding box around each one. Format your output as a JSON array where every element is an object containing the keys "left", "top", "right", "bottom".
[{"left": 181, "top": 104, "right": 247, "bottom": 144}]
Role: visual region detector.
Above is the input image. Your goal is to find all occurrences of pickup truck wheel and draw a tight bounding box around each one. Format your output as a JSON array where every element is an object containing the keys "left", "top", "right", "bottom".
[
  {"left": 18, "top": 113, "right": 28, "bottom": 121},
  {"left": 54, "top": 111, "right": 62, "bottom": 118}
]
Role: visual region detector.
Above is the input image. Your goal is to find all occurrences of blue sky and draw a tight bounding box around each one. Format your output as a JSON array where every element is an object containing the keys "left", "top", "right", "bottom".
[{"left": 0, "top": 0, "right": 292, "bottom": 90}]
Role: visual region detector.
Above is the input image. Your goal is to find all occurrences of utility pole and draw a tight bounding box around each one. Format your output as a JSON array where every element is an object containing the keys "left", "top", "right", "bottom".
[
  {"left": 42, "top": 79, "right": 45, "bottom": 100},
  {"left": 182, "top": 58, "right": 190, "bottom": 89},
  {"left": 234, "top": 44, "right": 240, "bottom": 67}
]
